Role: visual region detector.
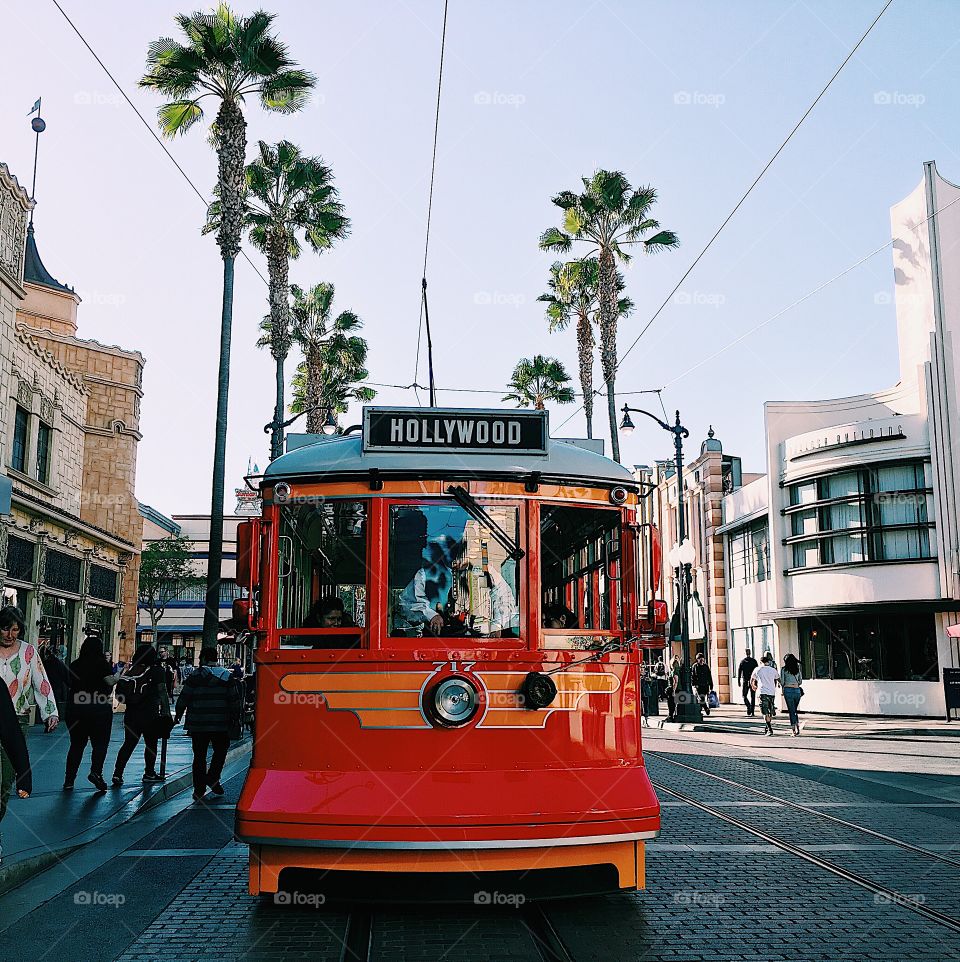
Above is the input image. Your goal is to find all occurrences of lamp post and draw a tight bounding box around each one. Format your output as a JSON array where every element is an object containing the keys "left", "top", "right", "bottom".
[
  {"left": 619, "top": 405, "right": 702, "bottom": 722},
  {"left": 263, "top": 405, "right": 339, "bottom": 447}
]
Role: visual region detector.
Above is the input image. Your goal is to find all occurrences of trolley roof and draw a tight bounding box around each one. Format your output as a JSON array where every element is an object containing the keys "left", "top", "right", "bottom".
[{"left": 263, "top": 407, "right": 636, "bottom": 488}]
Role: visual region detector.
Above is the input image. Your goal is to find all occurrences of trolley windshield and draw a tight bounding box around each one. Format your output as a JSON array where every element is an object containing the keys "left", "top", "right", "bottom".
[{"left": 388, "top": 502, "right": 520, "bottom": 639}]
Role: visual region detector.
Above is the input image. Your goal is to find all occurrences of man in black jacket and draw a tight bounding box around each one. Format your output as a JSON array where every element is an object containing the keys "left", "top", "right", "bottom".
[
  {"left": 737, "top": 649, "right": 759, "bottom": 716},
  {"left": 0, "top": 681, "right": 31, "bottom": 864},
  {"left": 175, "top": 647, "right": 241, "bottom": 802},
  {"left": 691, "top": 653, "right": 713, "bottom": 716}
]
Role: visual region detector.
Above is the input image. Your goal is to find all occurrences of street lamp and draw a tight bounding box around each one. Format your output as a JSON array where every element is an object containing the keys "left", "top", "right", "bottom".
[
  {"left": 619, "top": 405, "right": 702, "bottom": 722},
  {"left": 321, "top": 408, "right": 339, "bottom": 435}
]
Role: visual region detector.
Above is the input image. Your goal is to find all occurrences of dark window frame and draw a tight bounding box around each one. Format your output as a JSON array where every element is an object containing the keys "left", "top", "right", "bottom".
[{"left": 11, "top": 405, "right": 29, "bottom": 474}]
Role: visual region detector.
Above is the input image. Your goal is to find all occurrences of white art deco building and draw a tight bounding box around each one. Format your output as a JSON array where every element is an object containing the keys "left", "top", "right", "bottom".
[{"left": 722, "top": 161, "right": 960, "bottom": 717}]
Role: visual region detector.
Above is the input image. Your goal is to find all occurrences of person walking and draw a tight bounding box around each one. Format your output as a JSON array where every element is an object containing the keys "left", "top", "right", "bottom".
[
  {"left": 39, "top": 637, "right": 70, "bottom": 725},
  {"left": 751, "top": 652, "right": 781, "bottom": 735},
  {"left": 112, "top": 644, "right": 168, "bottom": 785},
  {"left": 737, "top": 649, "right": 759, "bottom": 716},
  {"left": 654, "top": 659, "right": 666, "bottom": 700},
  {"left": 64, "top": 634, "right": 124, "bottom": 791},
  {"left": 175, "top": 647, "right": 241, "bottom": 802},
  {"left": 0, "top": 679, "right": 31, "bottom": 865},
  {"left": 665, "top": 656, "right": 681, "bottom": 722},
  {"left": 0, "top": 606, "right": 59, "bottom": 735},
  {"left": 780, "top": 653, "right": 804, "bottom": 736},
  {"left": 691, "top": 653, "right": 713, "bottom": 716}
]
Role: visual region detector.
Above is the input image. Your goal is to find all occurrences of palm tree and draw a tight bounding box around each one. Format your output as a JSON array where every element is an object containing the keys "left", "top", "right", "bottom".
[
  {"left": 210, "top": 140, "right": 350, "bottom": 460},
  {"left": 288, "top": 283, "right": 373, "bottom": 433},
  {"left": 539, "top": 170, "right": 679, "bottom": 462},
  {"left": 503, "top": 355, "right": 575, "bottom": 411},
  {"left": 141, "top": 4, "right": 314, "bottom": 644},
  {"left": 538, "top": 259, "right": 633, "bottom": 440}
]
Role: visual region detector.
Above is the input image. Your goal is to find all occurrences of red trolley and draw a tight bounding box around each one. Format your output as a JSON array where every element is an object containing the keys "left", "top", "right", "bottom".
[{"left": 234, "top": 407, "right": 662, "bottom": 897}]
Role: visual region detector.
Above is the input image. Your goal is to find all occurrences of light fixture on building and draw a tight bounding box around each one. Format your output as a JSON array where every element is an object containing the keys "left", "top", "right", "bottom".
[{"left": 321, "top": 409, "right": 338, "bottom": 436}]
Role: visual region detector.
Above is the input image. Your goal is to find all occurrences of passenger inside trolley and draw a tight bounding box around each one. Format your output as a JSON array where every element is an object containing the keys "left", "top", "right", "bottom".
[
  {"left": 388, "top": 504, "right": 519, "bottom": 639},
  {"left": 543, "top": 603, "right": 578, "bottom": 630}
]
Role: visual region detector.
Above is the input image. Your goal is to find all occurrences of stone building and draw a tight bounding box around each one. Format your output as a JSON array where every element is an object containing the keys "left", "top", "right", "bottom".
[
  {"left": 636, "top": 428, "right": 757, "bottom": 705},
  {"left": 0, "top": 161, "right": 145, "bottom": 662}
]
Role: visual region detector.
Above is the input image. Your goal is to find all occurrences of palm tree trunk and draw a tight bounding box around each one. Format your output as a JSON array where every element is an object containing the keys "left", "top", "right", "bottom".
[
  {"left": 273, "top": 356, "right": 285, "bottom": 458},
  {"left": 267, "top": 232, "right": 290, "bottom": 461},
  {"left": 305, "top": 346, "right": 323, "bottom": 434},
  {"left": 598, "top": 248, "right": 620, "bottom": 462},
  {"left": 203, "top": 100, "right": 245, "bottom": 647},
  {"left": 576, "top": 310, "right": 595, "bottom": 439},
  {"left": 202, "top": 254, "right": 235, "bottom": 646}
]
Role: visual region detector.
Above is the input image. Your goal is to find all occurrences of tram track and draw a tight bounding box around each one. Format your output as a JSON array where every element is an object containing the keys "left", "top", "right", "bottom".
[
  {"left": 648, "top": 750, "right": 960, "bottom": 869},
  {"left": 648, "top": 777, "right": 960, "bottom": 937}
]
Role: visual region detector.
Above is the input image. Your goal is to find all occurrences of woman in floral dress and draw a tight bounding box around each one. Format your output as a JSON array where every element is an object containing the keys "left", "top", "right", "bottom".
[{"left": 0, "top": 606, "right": 58, "bottom": 860}]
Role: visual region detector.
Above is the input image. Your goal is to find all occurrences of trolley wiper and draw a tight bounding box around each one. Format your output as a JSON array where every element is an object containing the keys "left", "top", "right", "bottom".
[{"left": 446, "top": 485, "right": 525, "bottom": 561}]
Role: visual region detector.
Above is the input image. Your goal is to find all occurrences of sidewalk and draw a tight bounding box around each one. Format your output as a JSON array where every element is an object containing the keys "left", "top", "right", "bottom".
[
  {"left": 0, "top": 715, "right": 251, "bottom": 894},
  {"left": 651, "top": 701, "right": 960, "bottom": 739}
]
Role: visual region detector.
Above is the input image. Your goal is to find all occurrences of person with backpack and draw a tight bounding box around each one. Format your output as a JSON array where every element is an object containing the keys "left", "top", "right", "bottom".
[
  {"left": 737, "top": 649, "right": 759, "bottom": 716},
  {"left": 780, "top": 653, "right": 804, "bottom": 736},
  {"left": 175, "top": 647, "right": 241, "bottom": 802},
  {"left": 112, "top": 644, "right": 169, "bottom": 785},
  {"left": 751, "top": 652, "right": 781, "bottom": 736},
  {"left": 691, "top": 653, "right": 714, "bottom": 716},
  {"left": 64, "top": 634, "right": 124, "bottom": 791}
]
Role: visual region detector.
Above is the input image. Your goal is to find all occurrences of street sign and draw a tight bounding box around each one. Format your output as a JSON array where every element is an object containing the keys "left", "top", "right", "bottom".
[
  {"left": 943, "top": 667, "right": 960, "bottom": 721},
  {"left": 363, "top": 407, "right": 548, "bottom": 455},
  {"left": 0, "top": 474, "right": 11, "bottom": 515}
]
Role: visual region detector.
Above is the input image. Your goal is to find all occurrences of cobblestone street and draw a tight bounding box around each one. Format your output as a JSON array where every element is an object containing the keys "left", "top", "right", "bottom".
[{"left": 3, "top": 722, "right": 959, "bottom": 962}]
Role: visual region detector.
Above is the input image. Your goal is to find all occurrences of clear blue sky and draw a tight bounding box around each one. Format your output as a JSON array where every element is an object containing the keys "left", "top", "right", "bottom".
[{"left": 2, "top": 0, "right": 957, "bottom": 512}]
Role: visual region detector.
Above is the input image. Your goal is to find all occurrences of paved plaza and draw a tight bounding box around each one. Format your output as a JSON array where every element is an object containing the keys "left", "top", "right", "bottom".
[{"left": 1, "top": 714, "right": 958, "bottom": 962}]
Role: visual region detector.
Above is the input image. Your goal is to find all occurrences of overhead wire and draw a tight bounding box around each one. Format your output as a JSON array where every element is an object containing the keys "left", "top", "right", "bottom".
[
  {"left": 360, "top": 380, "right": 664, "bottom": 398},
  {"left": 413, "top": 0, "right": 450, "bottom": 407},
  {"left": 49, "top": 0, "right": 270, "bottom": 288},
  {"left": 555, "top": 0, "right": 895, "bottom": 432}
]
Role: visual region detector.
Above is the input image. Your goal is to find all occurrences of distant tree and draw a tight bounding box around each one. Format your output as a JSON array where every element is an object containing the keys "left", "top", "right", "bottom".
[
  {"left": 538, "top": 258, "right": 633, "bottom": 440},
  {"left": 138, "top": 536, "right": 204, "bottom": 632},
  {"left": 140, "top": 3, "right": 315, "bottom": 644},
  {"left": 207, "top": 140, "right": 349, "bottom": 460},
  {"left": 503, "top": 355, "right": 575, "bottom": 410},
  {"left": 286, "top": 283, "right": 374, "bottom": 433},
  {"left": 540, "top": 170, "right": 678, "bottom": 461}
]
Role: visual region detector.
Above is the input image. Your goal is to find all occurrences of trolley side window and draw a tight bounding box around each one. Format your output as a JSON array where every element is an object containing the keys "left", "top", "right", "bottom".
[
  {"left": 541, "top": 505, "right": 622, "bottom": 637},
  {"left": 276, "top": 500, "right": 367, "bottom": 646},
  {"left": 387, "top": 503, "right": 520, "bottom": 639}
]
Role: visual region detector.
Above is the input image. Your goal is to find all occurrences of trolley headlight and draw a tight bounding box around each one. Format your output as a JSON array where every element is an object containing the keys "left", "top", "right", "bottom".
[
  {"left": 273, "top": 482, "right": 291, "bottom": 504},
  {"left": 427, "top": 676, "right": 479, "bottom": 727},
  {"left": 609, "top": 486, "right": 628, "bottom": 505}
]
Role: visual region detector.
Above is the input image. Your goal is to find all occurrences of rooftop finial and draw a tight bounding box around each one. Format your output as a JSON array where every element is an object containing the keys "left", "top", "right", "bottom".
[{"left": 27, "top": 98, "right": 45, "bottom": 226}]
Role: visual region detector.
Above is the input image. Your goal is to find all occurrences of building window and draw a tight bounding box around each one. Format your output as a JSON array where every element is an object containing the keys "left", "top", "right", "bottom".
[
  {"left": 7, "top": 536, "right": 36, "bottom": 582},
  {"left": 11, "top": 406, "right": 29, "bottom": 474},
  {"left": 798, "top": 613, "right": 938, "bottom": 682},
  {"left": 727, "top": 518, "right": 770, "bottom": 587},
  {"left": 44, "top": 549, "right": 82, "bottom": 593},
  {"left": 164, "top": 579, "right": 241, "bottom": 604},
  {"left": 785, "top": 461, "right": 934, "bottom": 570},
  {"left": 36, "top": 421, "right": 52, "bottom": 485},
  {"left": 89, "top": 565, "right": 118, "bottom": 602}
]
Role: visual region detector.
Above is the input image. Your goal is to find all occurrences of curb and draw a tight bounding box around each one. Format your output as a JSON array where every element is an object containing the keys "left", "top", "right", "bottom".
[{"left": 0, "top": 737, "right": 251, "bottom": 896}]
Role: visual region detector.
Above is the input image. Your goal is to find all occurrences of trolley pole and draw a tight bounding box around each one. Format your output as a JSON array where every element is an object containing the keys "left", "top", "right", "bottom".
[{"left": 619, "top": 405, "right": 702, "bottom": 723}]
